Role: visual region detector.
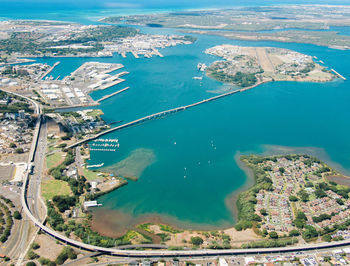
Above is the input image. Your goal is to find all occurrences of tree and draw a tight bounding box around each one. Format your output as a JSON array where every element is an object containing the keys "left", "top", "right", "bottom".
[
  {"left": 13, "top": 210, "right": 22, "bottom": 220},
  {"left": 15, "top": 148, "right": 24, "bottom": 154},
  {"left": 9, "top": 142, "right": 16, "bottom": 148},
  {"left": 27, "top": 250, "right": 39, "bottom": 260},
  {"left": 298, "top": 190, "right": 309, "bottom": 202},
  {"left": 190, "top": 236, "right": 203, "bottom": 246},
  {"left": 315, "top": 189, "right": 327, "bottom": 198},
  {"left": 26, "top": 262, "right": 36, "bottom": 266},
  {"left": 260, "top": 209, "right": 268, "bottom": 216},
  {"left": 289, "top": 195, "right": 298, "bottom": 202},
  {"left": 269, "top": 231, "right": 278, "bottom": 239},
  {"left": 31, "top": 242, "right": 40, "bottom": 250},
  {"left": 322, "top": 234, "right": 332, "bottom": 242},
  {"left": 279, "top": 167, "right": 285, "bottom": 174},
  {"left": 289, "top": 229, "right": 300, "bottom": 237},
  {"left": 302, "top": 225, "right": 318, "bottom": 240}
]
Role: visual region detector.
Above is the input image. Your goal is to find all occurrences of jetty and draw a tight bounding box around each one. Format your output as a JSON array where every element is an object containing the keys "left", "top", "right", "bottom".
[
  {"left": 331, "top": 68, "right": 346, "bottom": 80},
  {"left": 40, "top": 61, "right": 60, "bottom": 80},
  {"left": 67, "top": 82, "right": 263, "bottom": 149},
  {"left": 96, "top": 87, "right": 130, "bottom": 103}
]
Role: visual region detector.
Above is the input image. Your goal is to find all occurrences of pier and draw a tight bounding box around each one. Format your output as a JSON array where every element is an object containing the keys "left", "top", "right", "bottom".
[
  {"left": 98, "top": 78, "right": 125, "bottom": 90},
  {"left": 67, "top": 82, "right": 263, "bottom": 149},
  {"left": 96, "top": 87, "right": 130, "bottom": 103},
  {"left": 331, "top": 68, "right": 347, "bottom": 80},
  {"left": 132, "top": 52, "right": 139, "bottom": 58},
  {"left": 40, "top": 61, "right": 60, "bottom": 80}
]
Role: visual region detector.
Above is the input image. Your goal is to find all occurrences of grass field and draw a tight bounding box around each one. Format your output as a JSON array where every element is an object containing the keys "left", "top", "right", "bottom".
[
  {"left": 86, "top": 109, "right": 103, "bottom": 119},
  {"left": 82, "top": 168, "right": 107, "bottom": 181},
  {"left": 46, "top": 152, "right": 63, "bottom": 169},
  {"left": 41, "top": 179, "right": 72, "bottom": 200}
]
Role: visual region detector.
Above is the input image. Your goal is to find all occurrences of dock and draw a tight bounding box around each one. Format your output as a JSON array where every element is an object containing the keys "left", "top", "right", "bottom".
[
  {"left": 40, "top": 61, "right": 60, "bottom": 80},
  {"left": 331, "top": 68, "right": 346, "bottom": 80},
  {"left": 121, "top": 52, "right": 127, "bottom": 58},
  {"left": 96, "top": 87, "right": 130, "bottom": 103}
]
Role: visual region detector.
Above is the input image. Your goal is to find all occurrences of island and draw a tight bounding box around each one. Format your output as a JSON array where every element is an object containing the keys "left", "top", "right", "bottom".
[{"left": 204, "top": 45, "right": 335, "bottom": 87}]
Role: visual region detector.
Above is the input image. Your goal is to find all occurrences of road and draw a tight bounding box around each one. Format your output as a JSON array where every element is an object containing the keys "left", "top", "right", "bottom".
[
  {"left": 27, "top": 116, "right": 47, "bottom": 221},
  {"left": 0, "top": 89, "right": 45, "bottom": 265}
]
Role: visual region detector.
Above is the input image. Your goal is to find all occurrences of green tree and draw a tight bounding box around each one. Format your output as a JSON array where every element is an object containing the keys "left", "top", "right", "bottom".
[
  {"left": 190, "top": 236, "right": 204, "bottom": 246},
  {"left": 9, "top": 142, "right": 16, "bottom": 148},
  {"left": 260, "top": 209, "right": 268, "bottom": 216},
  {"left": 269, "top": 231, "right": 278, "bottom": 239},
  {"left": 13, "top": 210, "right": 22, "bottom": 220},
  {"left": 289, "top": 195, "right": 298, "bottom": 202},
  {"left": 289, "top": 229, "right": 300, "bottom": 237}
]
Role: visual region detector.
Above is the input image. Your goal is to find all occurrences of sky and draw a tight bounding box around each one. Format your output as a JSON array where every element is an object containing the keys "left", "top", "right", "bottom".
[{"left": 1, "top": 0, "right": 350, "bottom": 11}]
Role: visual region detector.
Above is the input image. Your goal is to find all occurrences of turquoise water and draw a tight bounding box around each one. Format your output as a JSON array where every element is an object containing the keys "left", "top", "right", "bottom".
[{"left": 25, "top": 24, "right": 350, "bottom": 229}]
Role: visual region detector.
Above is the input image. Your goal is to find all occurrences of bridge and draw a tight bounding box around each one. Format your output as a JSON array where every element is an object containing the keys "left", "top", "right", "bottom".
[{"left": 67, "top": 86, "right": 246, "bottom": 149}]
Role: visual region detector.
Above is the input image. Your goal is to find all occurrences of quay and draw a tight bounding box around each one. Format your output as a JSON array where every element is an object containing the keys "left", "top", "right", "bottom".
[
  {"left": 40, "top": 61, "right": 60, "bottom": 80},
  {"left": 67, "top": 82, "right": 264, "bottom": 149},
  {"left": 331, "top": 68, "right": 347, "bottom": 80},
  {"left": 96, "top": 87, "right": 130, "bottom": 103}
]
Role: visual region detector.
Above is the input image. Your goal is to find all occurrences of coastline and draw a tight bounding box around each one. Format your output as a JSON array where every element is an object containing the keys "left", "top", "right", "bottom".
[{"left": 224, "top": 152, "right": 257, "bottom": 221}]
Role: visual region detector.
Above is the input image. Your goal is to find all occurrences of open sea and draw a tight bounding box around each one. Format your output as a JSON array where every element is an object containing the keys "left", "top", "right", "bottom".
[{"left": 3, "top": 2, "right": 350, "bottom": 232}]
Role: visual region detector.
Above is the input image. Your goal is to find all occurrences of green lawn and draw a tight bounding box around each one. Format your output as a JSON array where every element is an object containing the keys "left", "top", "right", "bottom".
[
  {"left": 46, "top": 152, "right": 63, "bottom": 169},
  {"left": 82, "top": 168, "right": 107, "bottom": 181},
  {"left": 41, "top": 179, "right": 72, "bottom": 200},
  {"left": 86, "top": 109, "right": 103, "bottom": 118}
]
